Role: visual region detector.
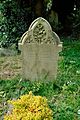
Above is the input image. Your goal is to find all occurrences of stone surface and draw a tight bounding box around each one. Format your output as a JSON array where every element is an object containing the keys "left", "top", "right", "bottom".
[
  {"left": 0, "top": 48, "right": 17, "bottom": 56},
  {"left": 19, "top": 17, "right": 62, "bottom": 80}
]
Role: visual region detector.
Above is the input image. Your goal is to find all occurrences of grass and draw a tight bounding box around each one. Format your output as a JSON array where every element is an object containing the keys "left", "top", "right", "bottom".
[{"left": 0, "top": 39, "right": 80, "bottom": 120}]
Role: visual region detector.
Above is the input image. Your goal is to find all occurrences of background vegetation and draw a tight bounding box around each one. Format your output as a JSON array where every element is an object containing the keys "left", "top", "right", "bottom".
[{"left": 0, "top": 0, "right": 80, "bottom": 49}]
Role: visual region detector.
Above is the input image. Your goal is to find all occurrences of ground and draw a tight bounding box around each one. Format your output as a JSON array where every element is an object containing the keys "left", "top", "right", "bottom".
[
  {"left": 0, "top": 55, "right": 21, "bottom": 80},
  {"left": 0, "top": 39, "right": 80, "bottom": 120}
]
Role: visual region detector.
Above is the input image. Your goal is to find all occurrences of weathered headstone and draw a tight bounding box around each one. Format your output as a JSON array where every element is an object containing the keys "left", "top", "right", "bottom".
[{"left": 19, "top": 17, "right": 62, "bottom": 80}]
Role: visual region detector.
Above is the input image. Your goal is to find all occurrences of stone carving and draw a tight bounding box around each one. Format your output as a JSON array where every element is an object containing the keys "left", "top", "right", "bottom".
[
  {"left": 20, "top": 17, "right": 60, "bottom": 45},
  {"left": 19, "top": 17, "right": 62, "bottom": 80},
  {"left": 33, "top": 23, "right": 47, "bottom": 43}
]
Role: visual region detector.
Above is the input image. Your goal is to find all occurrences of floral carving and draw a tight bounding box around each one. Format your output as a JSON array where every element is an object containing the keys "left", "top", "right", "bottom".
[
  {"left": 20, "top": 17, "right": 60, "bottom": 44},
  {"left": 33, "top": 23, "right": 47, "bottom": 43}
]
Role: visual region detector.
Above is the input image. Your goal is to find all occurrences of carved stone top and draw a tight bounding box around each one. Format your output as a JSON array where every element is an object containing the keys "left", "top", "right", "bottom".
[{"left": 19, "top": 17, "right": 61, "bottom": 45}]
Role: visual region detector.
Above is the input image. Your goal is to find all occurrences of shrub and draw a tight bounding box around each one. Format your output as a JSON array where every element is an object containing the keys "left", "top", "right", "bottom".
[
  {"left": 4, "top": 91, "right": 53, "bottom": 120},
  {"left": 0, "top": 0, "right": 32, "bottom": 49}
]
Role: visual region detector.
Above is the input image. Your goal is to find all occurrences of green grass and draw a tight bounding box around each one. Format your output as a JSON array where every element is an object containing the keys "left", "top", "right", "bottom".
[{"left": 0, "top": 39, "right": 80, "bottom": 120}]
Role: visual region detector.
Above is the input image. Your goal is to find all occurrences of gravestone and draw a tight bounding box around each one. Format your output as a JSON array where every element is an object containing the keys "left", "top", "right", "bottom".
[{"left": 19, "top": 17, "right": 62, "bottom": 80}]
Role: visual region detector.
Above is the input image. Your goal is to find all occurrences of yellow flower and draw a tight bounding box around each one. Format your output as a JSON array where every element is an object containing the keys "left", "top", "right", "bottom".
[{"left": 4, "top": 91, "right": 53, "bottom": 120}]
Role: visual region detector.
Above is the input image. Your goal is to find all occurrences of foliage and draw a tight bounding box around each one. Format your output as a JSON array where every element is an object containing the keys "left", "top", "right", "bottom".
[
  {"left": 57, "top": 38, "right": 80, "bottom": 86},
  {"left": 0, "top": 0, "right": 80, "bottom": 48},
  {"left": 4, "top": 91, "right": 53, "bottom": 120},
  {"left": 45, "top": 0, "right": 52, "bottom": 11},
  {"left": 72, "top": 9, "right": 80, "bottom": 38},
  {"left": 0, "top": 0, "right": 32, "bottom": 48}
]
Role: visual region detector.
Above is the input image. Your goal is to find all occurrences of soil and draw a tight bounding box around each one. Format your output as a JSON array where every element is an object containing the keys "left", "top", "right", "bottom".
[{"left": 0, "top": 55, "right": 22, "bottom": 80}]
